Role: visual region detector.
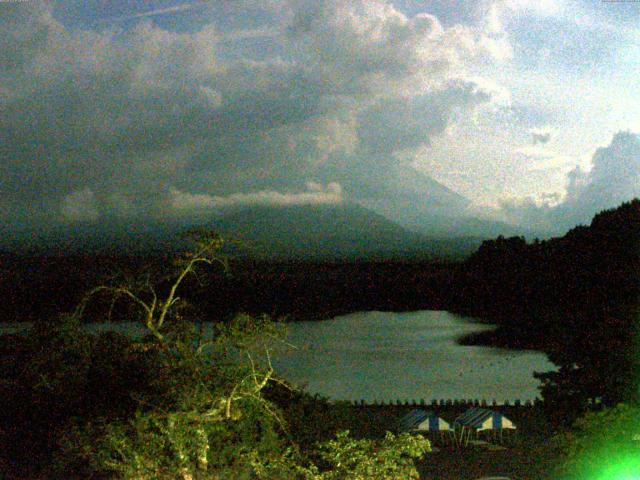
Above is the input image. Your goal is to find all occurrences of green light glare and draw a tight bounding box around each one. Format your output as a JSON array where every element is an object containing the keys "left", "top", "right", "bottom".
[
  {"left": 593, "top": 455, "right": 640, "bottom": 480},
  {"left": 557, "top": 404, "right": 640, "bottom": 480}
]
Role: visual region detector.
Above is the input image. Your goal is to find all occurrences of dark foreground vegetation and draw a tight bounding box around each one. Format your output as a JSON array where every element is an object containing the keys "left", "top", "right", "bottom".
[
  {"left": 453, "top": 199, "right": 640, "bottom": 426},
  {"left": 1, "top": 199, "right": 640, "bottom": 478},
  {"left": 1, "top": 235, "right": 431, "bottom": 479},
  {"left": 0, "top": 252, "right": 456, "bottom": 324}
]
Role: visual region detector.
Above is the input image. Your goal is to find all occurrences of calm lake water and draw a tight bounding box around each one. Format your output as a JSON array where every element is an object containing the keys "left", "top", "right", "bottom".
[
  {"left": 0, "top": 310, "right": 557, "bottom": 403},
  {"left": 271, "top": 310, "right": 557, "bottom": 403}
]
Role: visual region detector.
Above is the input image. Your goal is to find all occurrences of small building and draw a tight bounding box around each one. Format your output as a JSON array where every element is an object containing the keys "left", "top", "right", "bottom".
[{"left": 453, "top": 407, "right": 516, "bottom": 446}]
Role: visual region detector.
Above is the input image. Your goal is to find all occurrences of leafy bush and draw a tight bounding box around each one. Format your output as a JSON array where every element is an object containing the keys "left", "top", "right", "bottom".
[
  {"left": 84, "top": 314, "right": 289, "bottom": 480},
  {"left": 2, "top": 234, "right": 431, "bottom": 478},
  {"left": 311, "top": 430, "right": 430, "bottom": 480},
  {"left": 551, "top": 403, "right": 640, "bottom": 479},
  {"left": 253, "top": 430, "right": 430, "bottom": 480},
  {"left": 0, "top": 314, "right": 157, "bottom": 474}
]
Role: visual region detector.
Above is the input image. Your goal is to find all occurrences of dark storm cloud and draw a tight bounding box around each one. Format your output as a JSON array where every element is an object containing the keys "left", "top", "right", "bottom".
[
  {"left": 0, "top": 0, "right": 496, "bottom": 228},
  {"left": 357, "top": 81, "right": 491, "bottom": 155},
  {"left": 0, "top": 5, "right": 320, "bottom": 215}
]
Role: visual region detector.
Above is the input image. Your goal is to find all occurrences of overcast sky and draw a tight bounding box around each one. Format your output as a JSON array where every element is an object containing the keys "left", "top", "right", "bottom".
[{"left": 1, "top": 0, "right": 639, "bottom": 235}]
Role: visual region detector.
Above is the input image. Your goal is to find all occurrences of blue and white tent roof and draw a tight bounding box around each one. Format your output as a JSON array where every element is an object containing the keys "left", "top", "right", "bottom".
[
  {"left": 454, "top": 407, "right": 516, "bottom": 431},
  {"left": 399, "top": 409, "right": 453, "bottom": 432}
]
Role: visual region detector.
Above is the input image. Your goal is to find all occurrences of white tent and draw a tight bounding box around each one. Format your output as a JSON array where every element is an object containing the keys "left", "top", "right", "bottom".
[
  {"left": 399, "top": 409, "right": 453, "bottom": 432},
  {"left": 454, "top": 407, "right": 516, "bottom": 432},
  {"left": 453, "top": 407, "right": 516, "bottom": 446}
]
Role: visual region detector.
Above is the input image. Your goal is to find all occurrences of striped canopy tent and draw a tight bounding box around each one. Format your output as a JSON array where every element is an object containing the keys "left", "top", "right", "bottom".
[
  {"left": 454, "top": 407, "right": 516, "bottom": 432},
  {"left": 399, "top": 409, "right": 453, "bottom": 432},
  {"left": 453, "top": 407, "right": 516, "bottom": 446}
]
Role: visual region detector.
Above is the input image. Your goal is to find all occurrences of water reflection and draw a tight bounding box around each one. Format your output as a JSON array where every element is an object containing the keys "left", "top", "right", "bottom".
[
  {"left": 271, "top": 310, "right": 558, "bottom": 403},
  {"left": 0, "top": 311, "right": 558, "bottom": 403}
]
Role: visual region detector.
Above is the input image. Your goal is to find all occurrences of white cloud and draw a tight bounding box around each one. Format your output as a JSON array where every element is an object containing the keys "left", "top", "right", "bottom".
[
  {"left": 483, "top": 0, "right": 564, "bottom": 31},
  {"left": 126, "top": 21, "right": 220, "bottom": 96},
  {"left": 99, "top": 2, "right": 209, "bottom": 22},
  {"left": 285, "top": 0, "right": 499, "bottom": 96},
  {"left": 502, "top": 131, "right": 640, "bottom": 232},
  {"left": 515, "top": 145, "right": 553, "bottom": 159},
  {"left": 570, "top": 131, "right": 640, "bottom": 207},
  {"left": 312, "top": 114, "right": 359, "bottom": 164},
  {"left": 170, "top": 182, "right": 344, "bottom": 210},
  {"left": 17, "top": 0, "right": 632, "bottom": 238},
  {"left": 0, "top": 0, "right": 508, "bottom": 230},
  {"left": 476, "top": 0, "right": 564, "bottom": 63},
  {"left": 219, "top": 26, "right": 283, "bottom": 43},
  {"left": 478, "top": 33, "right": 513, "bottom": 61},
  {"left": 507, "top": 0, "right": 563, "bottom": 17}
]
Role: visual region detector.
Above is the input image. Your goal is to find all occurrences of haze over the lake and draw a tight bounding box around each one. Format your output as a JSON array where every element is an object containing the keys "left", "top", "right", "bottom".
[
  {"left": 2, "top": 0, "right": 640, "bottom": 245},
  {"left": 272, "top": 310, "right": 557, "bottom": 402}
]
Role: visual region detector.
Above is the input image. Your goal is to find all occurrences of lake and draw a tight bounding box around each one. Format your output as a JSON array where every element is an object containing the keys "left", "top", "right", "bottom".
[
  {"left": 271, "top": 310, "right": 557, "bottom": 403},
  {"left": 0, "top": 310, "right": 557, "bottom": 403}
]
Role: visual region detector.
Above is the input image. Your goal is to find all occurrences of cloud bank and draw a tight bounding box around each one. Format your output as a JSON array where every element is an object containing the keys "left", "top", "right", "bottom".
[
  {"left": 502, "top": 132, "right": 640, "bottom": 233},
  {"left": 2, "top": 0, "right": 637, "bottom": 241},
  {"left": 0, "top": 0, "right": 501, "bottom": 229},
  {"left": 170, "top": 182, "right": 343, "bottom": 211}
]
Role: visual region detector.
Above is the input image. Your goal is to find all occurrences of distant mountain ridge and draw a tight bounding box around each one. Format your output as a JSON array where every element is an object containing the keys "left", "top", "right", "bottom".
[
  {"left": 397, "top": 211, "right": 544, "bottom": 240},
  {"left": 211, "top": 203, "right": 481, "bottom": 259},
  {"left": 4, "top": 203, "right": 485, "bottom": 259},
  {"left": 326, "top": 161, "right": 541, "bottom": 240},
  {"left": 320, "top": 159, "right": 471, "bottom": 223}
]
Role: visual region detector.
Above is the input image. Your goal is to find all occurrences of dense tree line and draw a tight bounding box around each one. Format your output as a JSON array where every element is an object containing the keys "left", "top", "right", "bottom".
[
  {"left": 451, "top": 199, "right": 640, "bottom": 422},
  {"left": 0, "top": 252, "right": 457, "bottom": 325}
]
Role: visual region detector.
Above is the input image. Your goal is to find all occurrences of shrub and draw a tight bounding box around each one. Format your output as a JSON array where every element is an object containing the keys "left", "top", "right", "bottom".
[{"left": 551, "top": 403, "right": 640, "bottom": 479}]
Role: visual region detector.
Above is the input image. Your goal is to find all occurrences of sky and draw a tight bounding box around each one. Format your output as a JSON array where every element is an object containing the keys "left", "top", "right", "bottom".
[{"left": 1, "top": 0, "right": 639, "bottom": 238}]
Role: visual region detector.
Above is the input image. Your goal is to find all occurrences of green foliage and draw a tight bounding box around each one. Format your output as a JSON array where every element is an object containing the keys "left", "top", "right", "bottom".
[
  {"left": 24, "top": 314, "right": 93, "bottom": 410},
  {"left": 97, "top": 401, "right": 281, "bottom": 479},
  {"left": 2, "top": 234, "right": 432, "bottom": 478},
  {"left": 253, "top": 430, "right": 430, "bottom": 480},
  {"left": 56, "top": 237, "right": 293, "bottom": 479},
  {"left": 457, "top": 199, "right": 640, "bottom": 418},
  {"left": 551, "top": 403, "right": 640, "bottom": 479},
  {"left": 275, "top": 391, "right": 355, "bottom": 451},
  {"left": 67, "top": 314, "right": 289, "bottom": 480},
  {"left": 312, "top": 430, "right": 430, "bottom": 480},
  {"left": 0, "top": 314, "right": 167, "bottom": 476},
  {"left": 84, "top": 313, "right": 431, "bottom": 480}
]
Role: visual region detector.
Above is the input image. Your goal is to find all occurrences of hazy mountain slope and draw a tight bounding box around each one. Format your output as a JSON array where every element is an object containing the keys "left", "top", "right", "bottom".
[
  {"left": 213, "top": 203, "right": 480, "bottom": 259},
  {"left": 1, "top": 203, "right": 479, "bottom": 259},
  {"left": 319, "top": 160, "right": 542, "bottom": 239},
  {"left": 399, "top": 212, "right": 545, "bottom": 240},
  {"left": 319, "top": 158, "right": 470, "bottom": 219}
]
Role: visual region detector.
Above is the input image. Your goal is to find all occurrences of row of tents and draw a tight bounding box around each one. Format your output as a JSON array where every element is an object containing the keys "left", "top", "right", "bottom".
[{"left": 399, "top": 407, "right": 517, "bottom": 447}]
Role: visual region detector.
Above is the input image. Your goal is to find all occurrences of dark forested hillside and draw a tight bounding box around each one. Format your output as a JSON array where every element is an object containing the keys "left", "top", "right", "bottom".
[
  {"left": 451, "top": 199, "right": 640, "bottom": 415},
  {"left": 212, "top": 203, "right": 481, "bottom": 260},
  {"left": 453, "top": 199, "right": 640, "bottom": 335}
]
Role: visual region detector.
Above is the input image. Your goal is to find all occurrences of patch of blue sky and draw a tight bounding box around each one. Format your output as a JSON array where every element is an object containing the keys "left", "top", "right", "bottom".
[
  {"left": 393, "top": 0, "right": 479, "bottom": 28},
  {"left": 508, "top": 15, "right": 621, "bottom": 76}
]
